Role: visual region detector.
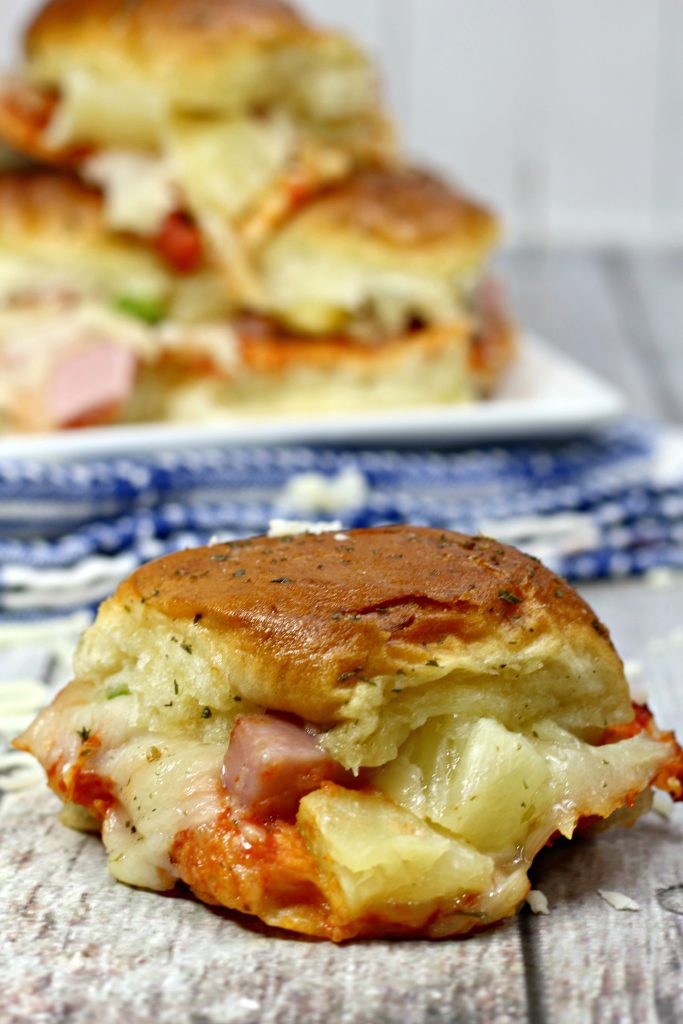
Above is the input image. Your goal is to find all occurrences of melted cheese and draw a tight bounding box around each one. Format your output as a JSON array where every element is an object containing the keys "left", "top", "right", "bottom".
[
  {"left": 0, "top": 300, "right": 155, "bottom": 355},
  {"left": 84, "top": 151, "right": 179, "bottom": 235},
  {"left": 81, "top": 117, "right": 297, "bottom": 239},
  {"left": 18, "top": 662, "right": 677, "bottom": 933},
  {"left": 100, "top": 736, "right": 225, "bottom": 889},
  {"left": 16, "top": 679, "right": 229, "bottom": 890}
]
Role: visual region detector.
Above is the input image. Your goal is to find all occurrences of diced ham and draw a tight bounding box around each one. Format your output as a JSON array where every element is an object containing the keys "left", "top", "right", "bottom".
[
  {"left": 48, "top": 343, "right": 137, "bottom": 428},
  {"left": 222, "top": 714, "right": 351, "bottom": 820}
]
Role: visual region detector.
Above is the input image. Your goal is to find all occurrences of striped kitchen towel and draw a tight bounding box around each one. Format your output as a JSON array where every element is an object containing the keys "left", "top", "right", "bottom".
[{"left": 1, "top": 420, "right": 682, "bottom": 619}]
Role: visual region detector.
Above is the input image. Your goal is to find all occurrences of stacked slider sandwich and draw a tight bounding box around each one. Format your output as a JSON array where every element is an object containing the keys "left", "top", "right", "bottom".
[{"left": 0, "top": 0, "right": 515, "bottom": 433}]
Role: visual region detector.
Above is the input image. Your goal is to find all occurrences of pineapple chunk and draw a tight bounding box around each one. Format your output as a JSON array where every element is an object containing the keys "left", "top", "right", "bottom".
[
  {"left": 374, "top": 715, "right": 462, "bottom": 820},
  {"left": 376, "top": 714, "right": 676, "bottom": 860},
  {"left": 298, "top": 784, "right": 494, "bottom": 917},
  {"left": 430, "top": 718, "right": 554, "bottom": 852},
  {"left": 375, "top": 717, "right": 553, "bottom": 854},
  {"left": 167, "top": 117, "right": 294, "bottom": 220}
]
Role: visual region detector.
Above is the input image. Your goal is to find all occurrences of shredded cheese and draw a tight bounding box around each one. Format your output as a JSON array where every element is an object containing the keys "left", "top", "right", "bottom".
[{"left": 84, "top": 151, "right": 179, "bottom": 235}]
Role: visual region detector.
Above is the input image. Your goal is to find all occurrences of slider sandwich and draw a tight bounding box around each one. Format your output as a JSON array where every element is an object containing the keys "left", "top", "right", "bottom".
[
  {"left": 149, "top": 166, "right": 515, "bottom": 422},
  {"left": 143, "top": 165, "right": 511, "bottom": 421},
  {"left": 0, "top": 171, "right": 233, "bottom": 431},
  {"left": 245, "top": 166, "right": 515, "bottom": 400},
  {"left": 16, "top": 526, "right": 683, "bottom": 941},
  {"left": 0, "top": 167, "right": 513, "bottom": 431},
  {"left": 0, "top": 0, "right": 393, "bottom": 296}
]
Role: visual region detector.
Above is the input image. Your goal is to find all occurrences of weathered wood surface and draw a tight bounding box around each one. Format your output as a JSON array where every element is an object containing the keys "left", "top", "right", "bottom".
[
  {"left": 2, "top": 250, "right": 683, "bottom": 1023},
  {"left": 499, "top": 248, "right": 683, "bottom": 422}
]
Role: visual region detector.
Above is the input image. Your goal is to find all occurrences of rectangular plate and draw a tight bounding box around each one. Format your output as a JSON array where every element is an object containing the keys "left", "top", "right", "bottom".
[{"left": 0, "top": 333, "right": 624, "bottom": 461}]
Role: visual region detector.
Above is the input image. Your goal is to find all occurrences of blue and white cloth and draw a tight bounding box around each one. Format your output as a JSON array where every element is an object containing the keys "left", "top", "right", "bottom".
[{"left": 1, "top": 419, "right": 683, "bottom": 620}]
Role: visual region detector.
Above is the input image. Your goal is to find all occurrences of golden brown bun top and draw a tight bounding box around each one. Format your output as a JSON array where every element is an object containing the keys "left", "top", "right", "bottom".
[
  {"left": 0, "top": 170, "right": 227, "bottom": 317},
  {"left": 24, "top": 0, "right": 384, "bottom": 144},
  {"left": 0, "top": 169, "right": 105, "bottom": 241},
  {"left": 294, "top": 168, "right": 497, "bottom": 250},
  {"left": 118, "top": 526, "right": 622, "bottom": 724},
  {"left": 27, "top": 0, "right": 306, "bottom": 53}
]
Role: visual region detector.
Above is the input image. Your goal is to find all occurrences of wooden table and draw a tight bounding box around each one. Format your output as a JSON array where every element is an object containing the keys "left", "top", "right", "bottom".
[{"left": 2, "top": 249, "right": 683, "bottom": 1024}]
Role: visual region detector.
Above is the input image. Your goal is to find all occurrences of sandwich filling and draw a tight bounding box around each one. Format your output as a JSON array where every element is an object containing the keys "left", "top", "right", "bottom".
[
  {"left": 0, "top": 80, "right": 358, "bottom": 281},
  {"left": 15, "top": 528, "right": 683, "bottom": 941},
  {"left": 0, "top": 284, "right": 511, "bottom": 432},
  {"left": 0, "top": 0, "right": 394, "bottom": 278}
]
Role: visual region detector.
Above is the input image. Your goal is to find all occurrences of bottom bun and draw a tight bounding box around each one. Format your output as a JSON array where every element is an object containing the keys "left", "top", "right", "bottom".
[{"left": 131, "top": 310, "right": 515, "bottom": 423}]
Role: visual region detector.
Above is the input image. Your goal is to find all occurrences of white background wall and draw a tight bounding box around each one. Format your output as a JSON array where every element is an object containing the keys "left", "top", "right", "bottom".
[{"left": 2, "top": 0, "right": 682, "bottom": 247}]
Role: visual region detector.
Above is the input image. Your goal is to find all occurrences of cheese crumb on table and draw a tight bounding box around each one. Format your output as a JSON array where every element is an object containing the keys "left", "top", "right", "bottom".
[
  {"left": 597, "top": 890, "right": 640, "bottom": 912},
  {"left": 526, "top": 890, "right": 550, "bottom": 915}
]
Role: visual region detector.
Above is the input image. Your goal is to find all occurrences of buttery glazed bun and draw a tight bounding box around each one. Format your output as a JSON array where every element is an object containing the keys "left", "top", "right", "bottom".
[
  {"left": 0, "top": 170, "right": 227, "bottom": 319},
  {"left": 17, "top": 527, "right": 683, "bottom": 940},
  {"left": 112, "top": 527, "right": 630, "bottom": 747},
  {"left": 0, "top": 170, "right": 170, "bottom": 302},
  {"left": 0, "top": 169, "right": 103, "bottom": 241},
  {"left": 24, "top": 0, "right": 389, "bottom": 139},
  {"left": 258, "top": 167, "right": 500, "bottom": 335},
  {"left": 29, "top": 0, "right": 305, "bottom": 42}
]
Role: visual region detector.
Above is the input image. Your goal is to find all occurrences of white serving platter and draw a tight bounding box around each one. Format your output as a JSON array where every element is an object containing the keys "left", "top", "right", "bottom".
[{"left": 0, "top": 333, "right": 624, "bottom": 460}]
